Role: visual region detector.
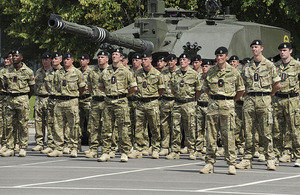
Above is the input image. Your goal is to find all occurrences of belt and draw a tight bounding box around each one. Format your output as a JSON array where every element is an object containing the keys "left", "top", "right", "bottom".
[
  {"left": 162, "top": 96, "right": 175, "bottom": 101},
  {"left": 210, "top": 95, "right": 234, "bottom": 100},
  {"left": 8, "top": 93, "right": 28, "bottom": 97},
  {"left": 79, "top": 94, "right": 91, "bottom": 100},
  {"left": 49, "top": 95, "right": 56, "bottom": 99},
  {"left": 175, "top": 98, "right": 195, "bottom": 103},
  {"left": 55, "top": 96, "right": 78, "bottom": 100},
  {"left": 92, "top": 96, "right": 105, "bottom": 102},
  {"left": 247, "top": 92, "right": 270, "bottom": 96},
  {"left": 37, "top": 94, "right": 49, "bottom": 98},
  {"left": 275, "top": 93, "right": 299, "bottom": 98},
  {"left": 236, "top": 100, "right": 244, "bottom": 106},
  {"left": 127, "top": 96, "right": 138, "bottom": 101},
  {"left": 138, "top": 97, "right": 159, "bottom": 102},
  {"left": 106, "top": 94, "right": 126, "bottom": 99},
  {"left": 197, "top": 101, "right": 208, "bottom": 107}
]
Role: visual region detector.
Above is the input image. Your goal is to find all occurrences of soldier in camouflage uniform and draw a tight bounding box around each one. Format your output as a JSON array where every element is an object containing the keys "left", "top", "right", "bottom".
[
  {"left": 159, "top": 54, "right": 178, "bottom": 156},
  {"left": 85, "top": 51, "right": 108, "bottom": 158},
  {"left": 236, "top": 40, "right": 281, "bottom": 171},
  {"left": 98, "top": 49, "right": 137, "bottom": 162},
  {"left": 48, "top": 52, "right": 85, "bottom": 158},
  {"left": 194, "top": 59, "right": 213, "bottom": 159},
  {"left": 273, "top": 43, "right": 300, "bottom": 167},
  {"left": 2, "top": 50, "right": 35, "bottom": 157},
  {"left": 128, "top": 53, "right": 164, "bottom": 159},
  {"left": 157, "top": 56, "right": 167, "bottom": 72},
  {"left": 166, "top": 53, "right": 201, "bottom": 160},
  {"left": 78, "top": 54, "right": 92, "bottom": 148},
  {"left": 32, "top": 52, "right": 52, "bottom": 152},
  {"left": 200, "top": 47, "right": 245, "bottom": 175}
]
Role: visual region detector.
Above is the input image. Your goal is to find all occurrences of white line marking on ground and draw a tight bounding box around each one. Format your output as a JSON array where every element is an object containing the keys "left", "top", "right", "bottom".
[
  {"left": 196, "top": 174, "right": 300, "bottom": 192},
  {"left": 0, "top": 159, "right": 67, "bottom": 168},
  {"left": 14, "top": 162, "right": 203, "bottom": 188}
]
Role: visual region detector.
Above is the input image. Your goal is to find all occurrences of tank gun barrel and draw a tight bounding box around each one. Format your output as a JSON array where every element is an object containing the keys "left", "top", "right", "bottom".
[{"left": 48, "top": 14, "right": 154, "bottom": 53}]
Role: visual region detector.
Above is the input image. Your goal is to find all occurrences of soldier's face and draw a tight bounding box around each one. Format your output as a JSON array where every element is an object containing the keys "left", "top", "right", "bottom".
[
  {"left": 202, "top": 65, "right": 211, "bottom": 74},
  {"left": 4, "top": 58, "right": 10, "bottom": 66},
  {"left": 63, "top": 57, "right": 74, "bottom": 67},
  {"left": 157, "top": 60, "right": 167, "bottom": 69},
  {"left": 8, "top": 54, "right": 13, "bottom": 64},
  {"left": 193, "top": 60, "right": 202, "bottom": 70},
  {"left": 168, "top": 59, "right": 177, "bottom": 69},
  {"left": 52, "top": 56, "right": 62, "bottom": 66},
  {"left": 251, "top": 45, "right": 263, "bottom": 56},
  {"left": 80, "top": 59, "right": 89, "bottom": 67},
  {"left": 42, "top": 58, "right": 52, "bottom": 67},
  {"left": 142, "top": 57, "right": 152, "bottom": 68},
  {"left": 216, "top": 54, "right": 228, "bottom": 65},
  {"left": 229, "top": 60, "right": 239, "bottom": 68},
  {"left": 279, "top": 48, "right": 292, "bottom": 60},
  {"left": 179, "top": 58, "right": 190, "bottom": 69},
  {"left": 12, "top": 54, "right": 23, "bottom": 65},
  {"left": 98, "top": 55, "right": 108, "bottom": 66},
  {"left": 112, "top": 52, "right": 121, "bottom": 63},
  {"left": 121, "top": 58, "right": 129, "bottom": 67},
  {"left": 132, "top": 59, "right": 142, "bottom": 68}
]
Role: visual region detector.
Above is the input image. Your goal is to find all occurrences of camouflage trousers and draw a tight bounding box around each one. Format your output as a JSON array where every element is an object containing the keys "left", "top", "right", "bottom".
[
  {"left": 160, "top": 99, "right": 174, "bottom": 149},
  {"left": 46, "top": 98, "right": 56, "bottom": 149},
  {"left": 53, "top": 98, "right": 79, "bottom": 151},
  {"left": 34, "top": 96, "right": 49, "bottom": 146},
  {"left": 87, "top": 99, "right": 104, "bottom": 152},
  {"left": 0, "top": 95, "right": 7, "bottom": 146},
  {"left": 243, "top": 95, "right": 275, "bottom": 160},
  {"left": 6, "top": 95, "right": 30, "bottom": 149},
  {"left": 101, "top": 97, "right": 132, "bottom": 154},
  {"left": 235, "top": 102, "right": 245, "bottom": 150},
  {"left": 79, "top": 97, "right": 91, "bottom": 145},
  {"left": 273, "top": 96, "right": 300, "bottom": 159},
  {"left": 171, "top": 101, "right": 196, "bottom": 153},
  {"left": 195, "top": 104, "right": 207, "bottom": 153},
  {"left": 135, "top": 99, "right": 160, "bottom": 152}
]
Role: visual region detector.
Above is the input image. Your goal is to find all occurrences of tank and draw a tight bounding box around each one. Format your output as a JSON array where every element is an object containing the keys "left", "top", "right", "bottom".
[{"left": 48, "top": 0, "right": 291, "bottom": 60}]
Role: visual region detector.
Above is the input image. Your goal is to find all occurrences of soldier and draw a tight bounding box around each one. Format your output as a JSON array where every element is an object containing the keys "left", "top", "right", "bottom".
[
  {"left": 0, "top": 53, "right": 12, "bottom": 153},
  {"left": 98, "top": 48, "right": 137, "bottom": 162},
  {"left": 78, "top": 54, "right": 92, "bottom": 148},
  {"left": 200, "top": 47, "right": 245, "bottom": 175},
  {"left": 166, "top": 53, "right": 201, "bottom": 160},
  {"left": 195, "top": 59, "right": 213, "bottom": 159},
  {"left": 236, "top": 40, "right": 281, "bottom": 171},
  {"left": 32, "top": 52, "right": 52, "bottom": 152},
  {"left": 121, "top": 53, "right": 129, "bottom": 68},
  {"left": 41, "top": 52, "right": 63, "bottom": 154},
  {"left": 85, "top": 51, "right": 108, "bottom": 158},
  {"left": 129, "top": 53, "right": 164, "bottom": 159},
  {"left": 156, "top": 56, "right": 167, "bottom": 72},
  {"left": 273, "top": 43, "right": 300, "bottom": 167},
  {"left": 2, "top": 50, "right": 35, "bottom": 157},
  {"left": 48, "top": 52, "right": 85, "bottom": 158},
  {"left": 159, "top": 54, "right": 178, "bottom": 156},
  {"left": 229, "top": 55, "right": 245, "bottom": 155}
]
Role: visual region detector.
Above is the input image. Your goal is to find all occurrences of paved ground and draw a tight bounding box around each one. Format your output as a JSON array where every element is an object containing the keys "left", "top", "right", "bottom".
[{"left": 0, "top": 128, "right": 299, "bottom": 195}]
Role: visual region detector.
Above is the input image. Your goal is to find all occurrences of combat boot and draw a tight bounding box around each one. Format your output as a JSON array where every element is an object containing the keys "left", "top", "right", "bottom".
[
  {"left": 109, "top": 151, "right": 115, "bottom": 158},
  {"left": 235, "top": 159, "right": 252, "bottom": 169},
  {"left": 152, "top": 151, "right": 159, "bottom": 159},
  {"left": 0, "top": 145, "right": 7, "bottom": 154},
  {"left": 216, "top": 148, "right": 224, "bottom": 157},
  {"left": 32, "top": 145, "right": 43, "bottom": 151},
  {"left": 84, "top": 149, "right": 90, "bottom": 155},
  {"left": 141, "top": 149, "right": 149, "bottom": 156},
  {"left": 294, "top": 159, "right": 300, "bottom": 167},
  {"left": 258, "top": 153, "right": 266, "bottom": 162},
  {"left": 189, "top": 152, "right": 197, "bottom": 160},
  {"left": 19, "top": 149, "right": 26, "bottom": 157},
  {"left": 228, "top": 165, "right": 236, "bottom": 175},
  {"left": 85, "top": 151, "right": 97, "bottom": 158},
  {"left": 275, "top": 158, "right": 280, "bottom": 166},
  {"left": 63, "top": 147, "right": 70, "bottom": 154},
  {"left": 128, "top": 150, "right": 142, "bottom": 159},
  {"left": 120, "top": 153, "right": 128, "bottom": 162},
  {"left": 47, "top": 150, "right": 63, "bottom": 157},
  {"left": 14, "top": 144, "right": 20, "bottom": 152},
  {"left": 200, "top": 163, "right": 214, "bottom": 174},
  {"left": 97, "top": 153, "right": 110, "bottom": 162},
  {"left": 2, "top": 149, "right": 14, "bottom": 157},
  {"left": 159, "top": 148, "right": 169, "bottom": 156},
  {"left": 180, "top": 146, "right": 188, "bottom": 154},
  {"left": 41, "top": 147, "right": 53, "bottom": 154},
  {"left": 267, "top": 160, "right": 276, "bottom": 171},
  {"left": 279, "top": 154, "right": 291, "bottom": 162},
  {"left": 165, "top": 152, "right": 180, "bottom": 160},
  {"left": 253, "top": 151, "right": 260, "bottom": 158},
  {"left": 70, "top": 149, "right": 77, "bottom": 158}
]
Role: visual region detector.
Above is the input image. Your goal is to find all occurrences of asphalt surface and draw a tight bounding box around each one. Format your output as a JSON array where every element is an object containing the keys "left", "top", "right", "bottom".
[{"left": 0, "top": 128, "right": 299, "bottom": 195}]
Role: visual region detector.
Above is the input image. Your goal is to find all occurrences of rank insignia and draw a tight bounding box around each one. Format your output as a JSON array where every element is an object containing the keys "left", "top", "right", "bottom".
[
  {"left": 254, "top": 73, "right": 259, "bottom": 81},
  {"left": 143, "top": 81, "right": 147, "bottom": 88},
  {"left": 281, "top": 73, "right": 287, "bottom": 81},
  {"left": 111, "top": 76, "right": 116, "bottom": 84},
  {"left": 218, "top": 79, "right": 224, "bottom": 87},
  {"left": 180, "top": 80, "right": 184, "bottom": 87}
]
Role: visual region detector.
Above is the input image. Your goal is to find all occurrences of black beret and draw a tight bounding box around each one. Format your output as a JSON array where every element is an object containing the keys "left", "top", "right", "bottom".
[
  {"left": 12, "top": 50, "right": 23, "bottom": 55},
  {"left": 141, "top": 53, "right": 152, "bottom": 58},
  {"left": 267, "top": 57, "right": 275, "bottom": 62},
  {"left": 42, "top": 52, "right": 52, "bottom": 59},
  {"left": 132, "top": 53, "right": 142, "bottom": 59},
  {"left": 97, "top": 50, "right": 109, "bottom": 56},
  {"left": 52, "top": 52, "right": 62, "bottom": 58},
  {"left": 8, "top": 50, "right": 15, "bottom": 55},
  {"left": 229, "top": 55, "right": 239, "bottom": 61},
  {"left": 62, "top": 52, "right": 74, "bottom": 59},
  {"left": 179, "top": 53, "right": 191, "bottom": 59},
  {"left": 166, "top": 54, "right": 177, "bottom": 61},
  {"left": 79, "top": 54, "right": 90, "bottom": 60},
  {"left": 215, "top": 47, "right": 228, "bottom": 55},
  {"left": 191, "top": 55, "right": 202, "bottom": 62},
  {"left": 294, "top": 55, "right": 300, "bottom": 61},
  {"left": 122, "top": 53, "right": 128, "bottom": 59},
  {"left": 112, "top": 48, "right": 123, "bottom": 55},
  {"left": 241, "top": 57, "right": 251, "bottom": 64},
  {"left": 278, "top": 42, "right": 292, "bottom": 50},
  {"left": 157, "top": 56, "right": 167, "bottom": 62},
  {"left": 2, "top": 53, "right": 9, "bottom": 59},
  {"left": 250, "top": 39, "right": 263, "bottom": 47},
  {"left": 201, "top": 59, "right": 213, "bottom": 66}
]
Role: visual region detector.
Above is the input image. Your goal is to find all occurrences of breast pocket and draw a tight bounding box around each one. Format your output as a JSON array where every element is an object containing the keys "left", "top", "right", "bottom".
[
  {"left": 67, "top": 76, "right": 78, "bottom": 91},
  {"left": 18, "top": 76, "right": 28, "bottom": 89},
  {"left": 259, "top": 72, "right": 272, "bottom": 89},
  {"left": 148, "top": 76, "right": 158, "bottom": 93},
  {"left": 287, "top": 72, "right": 298, "bottom": 87}
]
